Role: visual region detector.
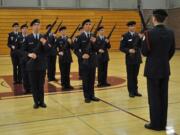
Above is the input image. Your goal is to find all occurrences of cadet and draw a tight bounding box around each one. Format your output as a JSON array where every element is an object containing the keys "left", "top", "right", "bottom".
[
  {"left": 7, "top": 22, "right": 22, "bottom": 84},
  {"left": 141, "top": 9, "right": 175, "bottom": 131},
  {"left": 56, "top": 26, "right": 74, "bottom": 90},
  {"left": 17, "top": 23, "right": 31, "bottom": 93},
  {"left": 76, "top": 19, "right": 100, "bottom": 103},
  {"left": 25, "top": 19, "right": 51, "bottom": 109},
  {"left": 120, "top": 21, "right": 142, "bottom": 98},
  {"left": 96, "top": 26, "right": 111, "bottom": 87},
  {"left": 73, "top": 26, "right": 84, "bottom": 80},
  {"left": 46, "top": 24, "right": 57, "bottom": 82}
]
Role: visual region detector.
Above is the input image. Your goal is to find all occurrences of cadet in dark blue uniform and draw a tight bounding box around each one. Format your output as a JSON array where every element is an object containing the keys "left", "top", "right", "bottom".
[
  {"left": 7, "top": 22, "right": 22, "bottom": 84},
  {"left": 46, "top": 24, "right": 57, "bottom": 82},
  {"left": 17, "top": 24, "right": 31, "bottom": 93},
  {"left": 96, "top": 26, "right": 111, "bottom": 87},
  {"left": 24, "top": 19, "right": 51, "bottom": 109},
  {"left": 73, "top": 26, "right": 84, "bottom": 80},
  {"left": 141, "top": 9, "right": 175, "bottom": 131},
  {"left": 76, "top": 19, "right": 100, "bottom": 103},
  {"left": 56, "top": 26, "right": 74, "bottom": 90},
  {"left": 120, "top": 21, "right": 142, "bottom": 98}
]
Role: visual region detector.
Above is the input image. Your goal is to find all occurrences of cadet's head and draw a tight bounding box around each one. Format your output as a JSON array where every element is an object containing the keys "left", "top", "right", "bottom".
[
  {"left": 127, "top": 21, "right": 136, "bottom": 32},
  {"left": 46, "top": 24, "right": 52, "bottom": 30},
  {"left": 31, "top": 19, "right": 40, "bottom": 33},
  {"left": 97, "top": 26, "right": 104, "bottom": 35},
  {"left": 82, "top": 19, "right": 91, "bottom": 32},
  {"left": 20, "top": 24, "right": 28, "bottom": 35},
  {"left": 78, "top": 26, "right": 84, "bottom": 34},
  {"left": 12, "top": 22, "right": 19, "bottom": 32},
  {"left": 152, "top": 9, "right": 168, "bottom": 25},
  {"left": 59, "top": 26, "right": 67, "bottom": 36}
]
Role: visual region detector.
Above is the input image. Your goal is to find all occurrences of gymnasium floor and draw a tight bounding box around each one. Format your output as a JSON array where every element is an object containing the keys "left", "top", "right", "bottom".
[{"left": 0, "top": 51, "right": 179, "bottom": 135}]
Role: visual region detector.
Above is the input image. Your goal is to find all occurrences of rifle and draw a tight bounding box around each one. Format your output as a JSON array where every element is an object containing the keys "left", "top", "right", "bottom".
[
  {"left": 44, "top": 17, "right": 58, "bottom": 38},
  {"left": 93, "top": 16, "right": 103, "bottom": 37},
  {"left": 70, "top": 24, "right": 80, "bottom": 39},
  {"left": 90, "top": 24, "right": 96, "bottom": 32},
  {"left": 107, "top": 24, "right": 116, "bottom": 39},
  {"left": 137, "top": 0, "right": 147, "bottom": 32},
  {"left": 54, "top": 20, "right": 63, "bottom": 34}
]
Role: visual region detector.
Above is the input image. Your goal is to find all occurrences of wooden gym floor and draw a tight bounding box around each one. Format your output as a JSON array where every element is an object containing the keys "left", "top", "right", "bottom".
[{"left": 0, "top": 51, "right": 179, "bottom": 135}]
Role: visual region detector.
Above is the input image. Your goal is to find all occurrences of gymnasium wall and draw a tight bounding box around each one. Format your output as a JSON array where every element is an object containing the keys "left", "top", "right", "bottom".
[
  {"left": 168, "top": 8, "right": 180, "bottom": 49},
  {"left": 0, "top": 9, "right": 141, "bottom": 55}
]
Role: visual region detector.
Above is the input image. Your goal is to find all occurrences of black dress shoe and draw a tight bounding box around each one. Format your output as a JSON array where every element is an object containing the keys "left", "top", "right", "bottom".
[
  {"left": 135, "top": 93, "right": 142, "bottom": 97},
  {"left": 33, "top": 104, "right": 39, "bottom": 109},
  {"left": 97, "top": 84, "right": 103, "bottom": 88},
  {"left": 67, "top": 85, "right": 74, "bottom": 90},
  {"left": 129, "top": 93, "right": 135, "bottom": 98},
  {"left": 91, "top": 97, "right": 100, "bottom": 102},
  {"left": 39, "top": 103, "right": 47, "bottom": 108},
  {"left": 104, "top": 83, "right": 111, "bottom": 86},
  {"left": 85, "top": 98, "right": 91, "bottom": 103},
  {"left": 144, "top": 123, "right": 165, "bottom": 131}
]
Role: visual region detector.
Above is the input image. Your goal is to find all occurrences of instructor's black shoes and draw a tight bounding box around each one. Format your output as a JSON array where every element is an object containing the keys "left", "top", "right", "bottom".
[
  {"left": 39, "top": 103, "right": 47, "bottom": 108},
  {"left": 91, "top": 97, "right": 100, "bottom": 102},
  {"left": 144, "top": 123, "right": 166, "bottom": 131},
  {"left": 129, "top": 93, "right": 135, "bottom": 98},
  {"left": 85, "top": 98, "right": 91, "bottom": 103},
  {"left": 135, "top": 93, "right": 142, "bottom": 97},
  {"left": 33, "top": 104, "right": 39, "bottom": 109}
]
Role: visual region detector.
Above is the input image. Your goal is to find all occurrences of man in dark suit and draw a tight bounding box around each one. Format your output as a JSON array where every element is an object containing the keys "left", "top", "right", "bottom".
[
  {"left": 56, "top": 26, "right": 74, "bottom": 90},
  {"left": 141, "top": 9, "right": 175, "bottom": 131},
  {"left": 7, "top": 22, "right": 22, "bottom": 84},
  {"left": 73, "top": 26, "right": 84, "bottom": 80},
  {"left": 17, "top": 23, "right": 31, "bottom": 93},
  {"left": 76, "top": 19, "right": 100, "bottom": 103},
  {"left": 24, "top": 19, "right": 51, "bottom": 109},
  {"left": 120, "top": 21, "right": 142, "bottom": 98},
  {"left": 96, "top": 26, "right": 111, "bottom": 87},
  {"left": 46, "top": 24, "right": 57, "bottom": 82}
]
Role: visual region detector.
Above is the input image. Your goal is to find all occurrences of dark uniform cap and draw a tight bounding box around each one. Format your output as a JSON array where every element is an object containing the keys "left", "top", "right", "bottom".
[
  {"left": 78, "top": 26, "right": 83, "bottom": 31},
  {"left": 46, "top": 24, "right": 52, "bottom": 30},
  {"left": 126, "top": 21, "right": 136, "bottom": 26},
  {"left": 12, "top": 22, "right": 19, "bottom": 27},
  {"left": 97, "top": 26, "right": 104, "bottom": 31},
  {"left": 59, "top": 26, "right": 67, "bottom": 31},
  {"left": 82, "top": 19, "right": 91, "bottom": 27},
  {"left": 30, "top": 19, "right": 40, "bottom": 26},
  {"left": 20, "top": 24, "right": 28, "bottom": 29}
]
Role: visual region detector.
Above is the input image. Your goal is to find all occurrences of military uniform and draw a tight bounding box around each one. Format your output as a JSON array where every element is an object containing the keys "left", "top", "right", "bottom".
[
  {"left": 47, "top": 33, "right": 57, "bottom": 81},
  {"left": 73, "top": 35, "right": 83, "bottom": 79},
  {"left": 7, "top": 30, "right": 22, "bottom": 84},
  {"left": 56, "top": 35, "right": 73, "bottom": 89},
  {"left": 120, "top": 31, "right": 142, "bottom": 97},
  {"left": 96, "top": 35, "right": 111, "bottom": 87},
  {"left": 17, "top": 31, "right": 31, "bottom": 93}
]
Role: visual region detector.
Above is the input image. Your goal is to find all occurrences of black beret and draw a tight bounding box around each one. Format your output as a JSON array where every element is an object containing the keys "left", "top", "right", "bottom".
[
  {"left": 153, "top": 9, "right": 168, "bottom": 17},
  {"left": 82, "top": 19, "right": 91, "bottom": 27},
  {"left": 30, "top": 19, "right": 40, "bottom": 26},
  {"left": 127, "top": 21, "right": 136, "bottom": 26},
  {"left": 97, "top": 26, "right": 104, "bottom": 31},
  {"left": 12, "top": 22, "right": 19, "bottom": 27},
  {"left": 59, "top": 26, "right": 67, "bottom": 31},
  {"left": 46, "top": 24, "right": 52, "bottom": 30},
  {"left": 20, "top": 24, "right": 28, "bottom": 29},
  {"left": 78, "top": 26, "right": 83, "bottom": 31}
]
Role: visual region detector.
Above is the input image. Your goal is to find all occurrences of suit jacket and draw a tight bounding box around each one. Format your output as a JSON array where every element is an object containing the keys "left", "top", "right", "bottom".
[
  {"left": 47, "top": 33, "right": 57, "bottom": 56},
  {"left": 120, "top": 32, "right": 142, "bottom": 65},
  {"left": 96, "top": 36, "right": 111, "bottom": 63},
  {"left": 24, "top": 33, "right": 51, "bottom": 71},
  {"left": 56, "top": 36, "right": 73, "bottom": 63},
  {"left": 141, "top": 25, "right": 175, "bottom": 78}
]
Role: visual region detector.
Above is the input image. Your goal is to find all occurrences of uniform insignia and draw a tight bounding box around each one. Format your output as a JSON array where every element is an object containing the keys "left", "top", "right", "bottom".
[{"left": 128, "top": 39, "right": 132, "bottom": 42}]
